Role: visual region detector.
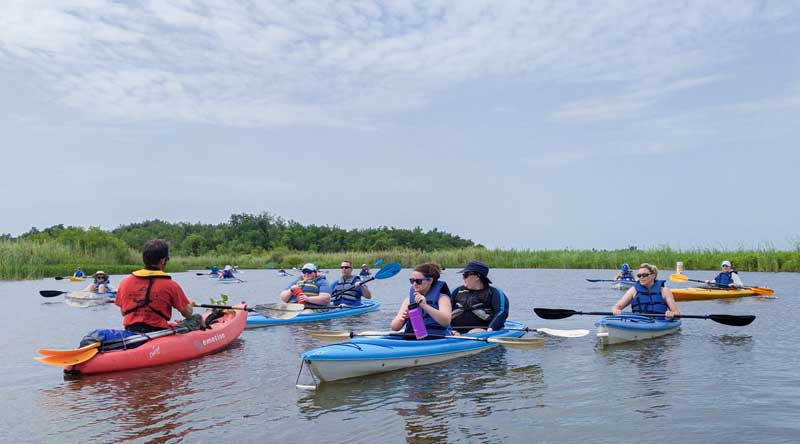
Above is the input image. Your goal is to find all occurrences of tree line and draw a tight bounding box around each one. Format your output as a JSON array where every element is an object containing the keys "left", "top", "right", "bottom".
[{"left": 12, "top": 212, "right": 476, "bottom": 255}]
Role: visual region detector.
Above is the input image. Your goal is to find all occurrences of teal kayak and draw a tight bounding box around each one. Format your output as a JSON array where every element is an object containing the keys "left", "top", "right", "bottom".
[
  {"left": 300, "top": 321, "right": 526, "bottom": 382},
  {"left": 246, "top": 299, "right": 380, "bottom": 328},
  {"left": 595, "top": 314, "right": 681, "bottom": 346}
]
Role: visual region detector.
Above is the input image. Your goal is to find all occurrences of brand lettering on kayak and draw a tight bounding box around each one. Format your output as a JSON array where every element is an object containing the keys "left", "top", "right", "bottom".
[
  {"left": 202, "top": 333, "right": 226, "bottom": 347},
  {"left": 148, "top": 345, "right": 160, "bottom": 360}
]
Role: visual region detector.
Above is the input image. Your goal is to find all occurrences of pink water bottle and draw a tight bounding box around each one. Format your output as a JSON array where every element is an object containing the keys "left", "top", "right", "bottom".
[{"left": 407, "top": 303, "right": 428, "bottom": 339}]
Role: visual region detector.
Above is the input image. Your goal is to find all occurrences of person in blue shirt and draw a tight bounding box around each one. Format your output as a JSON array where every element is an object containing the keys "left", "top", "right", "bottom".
[
  {"left": 614, "top": 263, "right": 635, "bottom": 281},
  {"left": 73, "top": 268, "right": 85, "bottom": 278},
  {"left": 279, "top": 263, "right": 332, "bottom": 306},
  {"left": 329, "top": 260, "right": 372, "bottom": 306},
  {"left": 208, "top": 265, "right": 220, "bottom": 277},
  {"left": 705, "top": 260, "right": 743, "bottom": 288},
  {"left": 220, "top": 265, "right": 236, "bottom": 279},
  {"left": 86, "top": 271, "right": 115, "bottom": 294}
]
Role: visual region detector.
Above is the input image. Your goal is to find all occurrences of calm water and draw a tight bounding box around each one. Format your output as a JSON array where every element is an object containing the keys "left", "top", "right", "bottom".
[{"left": 1, "top": 269, "right": 798, "bottom": 444}]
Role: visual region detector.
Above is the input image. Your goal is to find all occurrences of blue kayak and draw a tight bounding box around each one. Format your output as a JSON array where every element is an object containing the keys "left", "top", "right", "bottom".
[
  {"left": 595, "top": 314, "right": 681, "bottom": 346},
  {"left": 246, "top": 299, "right": 380, "bottom": 328},
  {"left": 300, "top": 321, "right": 526, "bottom": 382}
]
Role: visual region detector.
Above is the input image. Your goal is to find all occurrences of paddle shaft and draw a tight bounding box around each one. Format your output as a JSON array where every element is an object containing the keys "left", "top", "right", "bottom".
[
  {"left": 533, "top": 308, "right": 755, "bottom": 326},
  {"left": 586, "top": 279, "right": 635, "bottom": 283}
]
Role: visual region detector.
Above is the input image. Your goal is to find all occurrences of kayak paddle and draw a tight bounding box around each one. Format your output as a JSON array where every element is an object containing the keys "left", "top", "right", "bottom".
[
  {"left": 533, "top": 308, "right": 756, "bottom": 327},
  {"left": 450, "top": 326, "right": 589, "bottom": 338},
  {"left": 40, "top": 290, "right": 68, "bottom": 298},
  {"left": 198, "top": 303, "right": 305, "bottom": 320},
  {"left": 308, "top": 330, "right": 546, "bottom": 349},
  {"left": 373, "top": 258, "right": 384, "bottom": 267},
  {"left": 669, "top": 274, "right": 774, "bottom": 296},
  {"left": 585, "top": 279, "right": 635, "bottom": 283}
]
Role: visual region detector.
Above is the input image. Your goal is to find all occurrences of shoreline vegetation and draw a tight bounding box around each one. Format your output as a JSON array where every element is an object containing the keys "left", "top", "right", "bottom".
[
  {"left": 2, "top": 239, "right": 799, "bottom": 280},
  {"left": 2, "top": 214, "right": 798, "bottom": 279}
]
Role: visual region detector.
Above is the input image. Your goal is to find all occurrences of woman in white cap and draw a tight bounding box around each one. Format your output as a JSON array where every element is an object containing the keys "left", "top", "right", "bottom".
[
  {"left": 220, "top": 265, "right": 236, "bottom": 279},
  {"left": 705, "top": 261, "right": 743, "bottom": 288},
  {"left": 279, "top": 263, "right": 332, "bottom": 306},
  {"left": 86, "top": 271, "right": 114, "bottom": 293}
]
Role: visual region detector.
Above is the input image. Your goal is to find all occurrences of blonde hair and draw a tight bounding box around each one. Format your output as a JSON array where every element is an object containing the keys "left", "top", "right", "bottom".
[{"left": 638, "top": 263, "right": 658, "bottom": 276}]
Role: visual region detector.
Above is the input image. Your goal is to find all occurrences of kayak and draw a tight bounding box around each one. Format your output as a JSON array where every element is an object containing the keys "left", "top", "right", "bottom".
[
  {"left": 246, "top": 299, "right": 380, "bottom": 328},
  {"left": 595, "top": 314, "right": 681, "bottom": 346},
  {"left": 65, "top": 291, "right": 116, "bottom": 308},
  {"left": 670, "top": 287, "right": 769, "bottom": 301},
  {"left": 300, "top": 320, "right": 526, "bottom": 382},
  {"left": 217, "top": 277, "right": 242, "bottom": 284},
  {"left": 64, "top": 303, "right": 247, "bottom": 375},
  {"left": 611, "top": 280, "right": 635, "bottom": 290},
  {"left": 69, "top": 276, "right": 86, "bottom": 282}
]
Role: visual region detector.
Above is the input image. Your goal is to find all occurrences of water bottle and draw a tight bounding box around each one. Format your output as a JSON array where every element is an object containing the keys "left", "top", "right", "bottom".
[
  {"left": 676, "top": 261, "right": 684, "bottom": 274},
  {"left": 407, "top": 303, "right": 428, "bottom": 339}
]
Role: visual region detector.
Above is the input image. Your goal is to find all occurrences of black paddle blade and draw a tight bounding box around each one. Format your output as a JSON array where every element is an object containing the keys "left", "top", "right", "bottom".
[
  {"left": 40, "top": 290, "right": 66, "bottom": 297},
  {"left": 533, "top": 308, "right": 578, "bottom": 320},
  {"left": 708, "top": 314, "right": 756, "bottom": 327},
  {"left": 54, "top": 276, "right": 65, "bottom": 280}
]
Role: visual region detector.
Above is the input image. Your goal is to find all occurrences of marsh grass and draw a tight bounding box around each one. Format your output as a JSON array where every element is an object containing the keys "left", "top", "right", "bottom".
[{"left": 3, "top": 240, "right": 798, "bottom": 280}]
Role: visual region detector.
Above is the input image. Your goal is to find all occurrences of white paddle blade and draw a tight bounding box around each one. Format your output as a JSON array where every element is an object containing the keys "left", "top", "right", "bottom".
[
  {"left": 487, "top": 337, "right": 546, "bottom": 349},
  {"left": 535, "top": 328, "right": 590, "bottom": 338}
]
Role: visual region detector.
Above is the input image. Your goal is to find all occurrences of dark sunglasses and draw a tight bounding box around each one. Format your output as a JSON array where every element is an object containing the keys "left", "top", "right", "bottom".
[
  {"left": 340, "top": 266, "right": 352, "bottom": 269},
  {"left": 462, "top": 272, "right": 478, "bottom": 279},
  {"left": 637, "top": 273, "right": 651, "bottom": 278},
  {"left": 301, "top": 269, "right": 315, "bottom": 274},
  {"left": 409, "top": 277, "right": 432, "bottom": 285}
]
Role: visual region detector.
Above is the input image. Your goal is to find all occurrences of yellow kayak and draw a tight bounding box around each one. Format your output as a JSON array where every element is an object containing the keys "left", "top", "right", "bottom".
[
  {"left": 670, "top": 287, "right": 772, "bottom": 301},
  {"left": 69, "top": 276, "right": 86, "bottom": 282}
]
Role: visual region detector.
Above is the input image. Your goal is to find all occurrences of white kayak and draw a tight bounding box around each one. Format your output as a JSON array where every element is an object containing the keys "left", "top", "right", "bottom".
[
  {"left": 595, "top": 314, "right": 681, "bottom": 346},
  {"left": 65, "top": 291, "right": 116, "bottom": 308},
  {"left": 610, "top": 280, "right": 635, "bottom": 290}
]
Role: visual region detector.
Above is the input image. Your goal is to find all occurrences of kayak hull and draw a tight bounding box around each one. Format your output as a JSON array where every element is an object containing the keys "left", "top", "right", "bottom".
[
  {"left": 217, "top": 277, "right": 242, "bottom": 284},
  {"left": 65, "top": 291, "right": 116, "bottom": 307},
  {"left": 246, "top": 300, "right": 380, "bottom": 328},
  {"left": 671, "top": 287, "right": 764, "bottom": 301},
  {"left": 596, "top": 315, "right": 681, "bottom": 346},
  {"left": 301, "top": 321, "right": 526, "bottom": 382},
  {"left": 64, "top": 303, "right": 247, "bottom": 375},
  {"left": 611, "top": 281, "right": 635, "bottom": 290},
  {"left": 69, "top": 276, "right": 86, "bottom": 282}
]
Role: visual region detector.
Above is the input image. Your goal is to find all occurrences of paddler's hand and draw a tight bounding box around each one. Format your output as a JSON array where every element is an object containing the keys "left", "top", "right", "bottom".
[
  {"left": 414, "top": 293, "right": 427, "bottom": 306},
  {"left": 612, "top": 308, "right": 622, "bottom": 315},
  {"left": 705, "top": 280, "right": 712, "bottom": 285},
  {"left": 665, "top": 310, "right": 678, "bottom": 319}
]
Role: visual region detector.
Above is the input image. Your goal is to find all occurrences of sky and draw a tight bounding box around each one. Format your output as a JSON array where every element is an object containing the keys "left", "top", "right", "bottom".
[{"left": 1, "top": 0, "right": 799, "bottom": 251}]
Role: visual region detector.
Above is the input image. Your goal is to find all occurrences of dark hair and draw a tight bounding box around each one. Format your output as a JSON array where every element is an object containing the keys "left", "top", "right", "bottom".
[
  {"left": 341, "top": 260, "right": 352, "bottom": 266},
  {"left": 143, "top": 239, "right": 170, "bottom": 268},
  {"left": 414, "top": 262, "right": 441, "bottom": 281}
]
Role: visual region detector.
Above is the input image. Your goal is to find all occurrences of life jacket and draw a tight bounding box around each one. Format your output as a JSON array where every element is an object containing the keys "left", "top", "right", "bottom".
[
  {"left": 619, "top": 270, "right": 634, "bottom": 281},
  {"left": 631, "top": 280, "right": 669, "bottom": 314},
  {"left": 290, "top": 277, "right": 323, "bottom": 298},
  {"left": 714, "top": 271, "right": 735, "bottom": 287},
  {"left": 359, "top": 269, "right": 371, "bottom": 277},
  {"left": 120, "top": 269, "right": 173, "bottom": 321},
  {"left": 406, "top": 280, "right": 451, "bottom": 336},
  {"left": 221, "top": 270, "right": 235, "bottom": 279},
  {"left": 74, "top": 270, "right": 84, "bottom": 277},
  {"left": 451, "top": 286, "right": 498, "bottom": 321},
  {"left": 331, "top": 276, "right": 361, "bottom": 305}
]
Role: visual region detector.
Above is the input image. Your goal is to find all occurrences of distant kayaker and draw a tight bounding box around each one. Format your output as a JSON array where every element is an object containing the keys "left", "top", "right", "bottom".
[
  {"left": 391, "top": 262, "right": 452, "bottom": 336},
  {"left": 208, "top": 265, "right": 220, "bottom": 276},
  {"left": 220, "top": 265, "right": 236, "bottom": 279},
  {"left": 115, "top": 239, "right": 197, "bottom": 334},
  {"left": 86, "top": 271, "right": 114, "bottom": 294},
  {"left": 73, "top": 268, "right": 85, "bottom": 278},
  {"left": 613, "top": 263, "right": 635, "bottom": 282},
  {"left": 279, "top": 263, "right": 332, "bottom": 306},
  {"left": 330, "top": 260, "right": 372, "bottom": 306},
  {"left": 359, "top": 264, "right": 371, "bottom": 278},
  {"left": 612, "top": 263, "right": 680, "bottom": 319},
  {"left": 450, "top": 260, "right": 509, "bottom": 335},
  {"left": 705, "top": 260, "right": 743, "bottom": 288}
]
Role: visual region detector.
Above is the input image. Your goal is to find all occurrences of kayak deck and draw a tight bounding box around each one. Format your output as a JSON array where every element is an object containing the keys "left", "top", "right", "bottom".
[
  {"left": 64, "top": 291, "right": 116, "bottom": 308},
  {"left": 301, "top": 321, "right": 526, "bottom": 382},
  {"left": 246, "top": 299, "right": 380, "bottom": 328},
  {"left": 596, "top": 314, "right": 681, "bottom": 346},
  {"left": 670, "top": 287, "right": 766, "bottom": 301}
]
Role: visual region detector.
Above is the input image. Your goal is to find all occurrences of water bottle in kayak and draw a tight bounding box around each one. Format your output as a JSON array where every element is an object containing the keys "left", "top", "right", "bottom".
[{"left": 407, "top": 303, "right": 428, "bottom": 339}]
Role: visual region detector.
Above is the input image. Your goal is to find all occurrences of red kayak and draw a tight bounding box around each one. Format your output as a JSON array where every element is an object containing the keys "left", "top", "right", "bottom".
[{"left": 64, "top": 303, "right": 247, "bottom": 375}]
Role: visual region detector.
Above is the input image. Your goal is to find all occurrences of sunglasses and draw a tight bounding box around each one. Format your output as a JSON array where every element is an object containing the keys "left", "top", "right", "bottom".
[
  {"left": 340, "top": 266, "right": 352, "bottom": 269},
  {"left": 462, "top": 272, "right": 478, "bottom": 279},
  {"left": 637, "top": 273, "right": 651, "bottom": 278},
  {"left": 409, "top": 277, "right": 432, "bottom": 285},
  {"left": 301, "top": 269, "right": 315, "bottom": 274},
  {"left": 722, "top": 265, "right": 731, "bottom": 268}
]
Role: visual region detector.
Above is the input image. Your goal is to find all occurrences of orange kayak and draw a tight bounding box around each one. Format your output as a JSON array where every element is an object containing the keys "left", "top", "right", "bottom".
[
  {"left": 670, "top": 287, "right": 771, "bottom": 301},
  {"left": 64, "top": 303, "right": 247, "bottom": 375}
]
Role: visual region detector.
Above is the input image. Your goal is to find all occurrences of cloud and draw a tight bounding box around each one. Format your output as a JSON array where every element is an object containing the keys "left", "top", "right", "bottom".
[{"left": 1, "top": 0, "right": 798, "bottom": 127}]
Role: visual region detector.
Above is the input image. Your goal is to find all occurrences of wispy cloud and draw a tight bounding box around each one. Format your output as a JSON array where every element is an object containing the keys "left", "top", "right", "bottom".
[{"left": 1, "top": 1, "right": 798, "bottom": 127}]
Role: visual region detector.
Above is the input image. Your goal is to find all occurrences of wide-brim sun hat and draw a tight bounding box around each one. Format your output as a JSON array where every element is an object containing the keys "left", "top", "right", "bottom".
[{"left": 457, "top": 260, "right": 492, "bottom": 284}]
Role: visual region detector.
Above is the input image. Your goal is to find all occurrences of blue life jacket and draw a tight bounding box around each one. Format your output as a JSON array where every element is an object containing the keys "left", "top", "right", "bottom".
[
  {"left": 406, "top": 280, "right": 451, "bottom": 336},
  {"left": 221, "top": 270, "right": 235, "bottom": 279},
  {"left": 619, "top": 270, "right": 634, "bottom": 281},
  {"left": 631, "top": 280, "right": 669, "bottom": 314},
  {"left": 714, "top": 271, "right": 734, "bottom": 287},
  {"left": 74, "top": 270, "right": 84, "bottom": 277},
  {"left": 359, "top": 269, "right": 371, "bottom": 277},
  {"left": 331, "top": 276, "right": 362, "bottom": 305},
  {"left": 93, "top": 278, "right": 113, "bottom": 292}
]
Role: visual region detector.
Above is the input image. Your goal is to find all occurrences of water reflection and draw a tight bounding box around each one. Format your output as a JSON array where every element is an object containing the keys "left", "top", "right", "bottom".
[{"left": 297, "top": 349, "right": 544, "bottom": 444}]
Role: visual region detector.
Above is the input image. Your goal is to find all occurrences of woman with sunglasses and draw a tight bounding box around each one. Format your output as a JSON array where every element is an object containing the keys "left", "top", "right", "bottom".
[
  {"left": 390, "top": 262, "right": 452, "bottom": 336},
  {"left": 86, "top": 270, "right": 114, "bottom": 294},
  {"left": 450, "top": 260, "right": 509, "bottom": 335},
  {"left": 612, "top": 263, "right": 680, "bottom": 318},
  {"left": 704, "top": 260, "right": 743, "bottom": 288}
]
